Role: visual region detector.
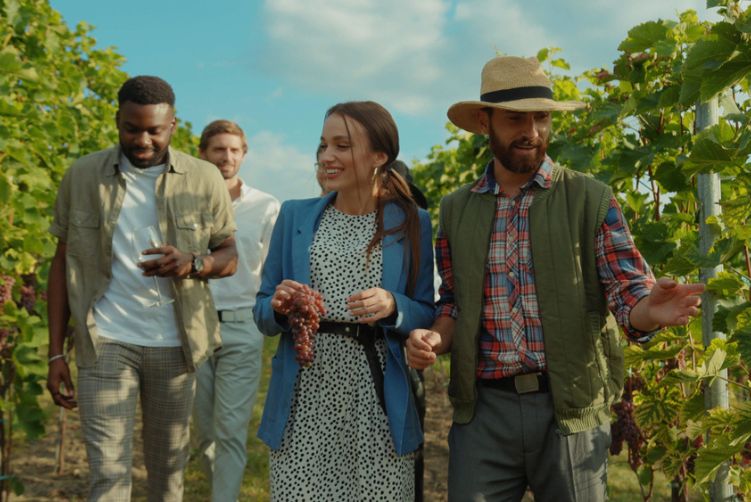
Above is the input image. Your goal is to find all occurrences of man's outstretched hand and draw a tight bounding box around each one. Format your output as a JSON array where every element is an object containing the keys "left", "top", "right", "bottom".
[{"left": 630, "top": 277, "right": 705, "bottom": 332}]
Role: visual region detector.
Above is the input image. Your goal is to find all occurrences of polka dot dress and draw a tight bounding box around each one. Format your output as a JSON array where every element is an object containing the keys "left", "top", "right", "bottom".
[{"left": 270, "top": 205, "right": 415, "bottom": 501}]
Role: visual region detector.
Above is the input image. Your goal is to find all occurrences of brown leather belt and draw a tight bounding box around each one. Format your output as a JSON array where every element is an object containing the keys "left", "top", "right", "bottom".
[
  {"left": 318, "top": 321, "right": 386, "bottom": 412},
  {"left": 478, "top": 372, "right": 549, "bottom": 394}
]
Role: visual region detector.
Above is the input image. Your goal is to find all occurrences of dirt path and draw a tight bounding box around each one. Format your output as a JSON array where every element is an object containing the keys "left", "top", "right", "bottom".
[
  {"left": 11, "top": 404, "right": 148, "bottom": 501},
  {"left": 10, "top": 366, "right": 453, "bottom": 501},
  {"left": 422, "top": 363, "right": 452, "bottom": 501}
]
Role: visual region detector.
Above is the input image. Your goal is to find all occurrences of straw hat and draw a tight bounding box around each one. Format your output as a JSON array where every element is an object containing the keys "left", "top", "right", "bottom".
[{"left": 447, "top": 56, "right": 585, "bottom": 134}]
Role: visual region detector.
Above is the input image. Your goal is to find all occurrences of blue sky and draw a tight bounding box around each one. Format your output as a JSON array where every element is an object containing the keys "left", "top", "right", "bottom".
[{"left": 51, "top": 0, "right": 717, "bottom": 202}]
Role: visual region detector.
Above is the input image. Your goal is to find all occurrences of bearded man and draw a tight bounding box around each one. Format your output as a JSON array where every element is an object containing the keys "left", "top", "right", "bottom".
[
  {"left": 193, "top": 120, "right": 279, "bottom": 502},
  {"left": 406, "top": 56, "right": 704, "bottom": 501}
]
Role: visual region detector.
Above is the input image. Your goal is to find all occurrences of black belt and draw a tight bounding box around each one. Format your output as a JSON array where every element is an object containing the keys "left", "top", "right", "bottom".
[
  {"left": 478, "top": 372, "right": 549, "bottom": 394},
  {"left": 318, "top": 321, "right": 386, "bottom": 412}
]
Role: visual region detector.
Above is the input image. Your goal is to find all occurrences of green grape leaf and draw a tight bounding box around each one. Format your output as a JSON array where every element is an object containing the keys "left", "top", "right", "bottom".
[{"left": 619, "top": 21, "right": 669, "bottom": 53}]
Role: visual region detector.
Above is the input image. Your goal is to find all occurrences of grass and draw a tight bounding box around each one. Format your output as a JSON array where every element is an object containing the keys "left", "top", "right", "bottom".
[
  {"left": 608, "top": 453, "right": 703, "bottom": 502},
  {"left": 608, "top": 453, "right": 671, "bottom": 501}
]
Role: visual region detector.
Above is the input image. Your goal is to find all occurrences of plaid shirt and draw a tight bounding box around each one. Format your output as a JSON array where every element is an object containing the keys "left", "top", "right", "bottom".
[{"left": 435, "top": 159, "right": 655, "bottom": 379}]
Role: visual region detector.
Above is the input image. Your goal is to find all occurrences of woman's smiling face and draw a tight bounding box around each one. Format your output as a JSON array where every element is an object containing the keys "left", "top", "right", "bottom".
[{"left": 317, "top": 113, "right": 385, "bottom": 195}]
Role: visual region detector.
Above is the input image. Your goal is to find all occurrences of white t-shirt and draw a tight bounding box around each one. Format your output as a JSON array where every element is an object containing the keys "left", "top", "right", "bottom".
[
  {"left": 209, "top": 181, "right": 279, "bottom": 311},
  {"left": 93, "top": 156, "right": 181, "bottom": 347}
]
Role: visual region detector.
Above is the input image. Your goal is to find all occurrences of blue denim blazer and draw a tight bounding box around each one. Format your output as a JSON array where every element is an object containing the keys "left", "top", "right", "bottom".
[{"left": 253, "top": 192, "right": 435, "bottom": 455}]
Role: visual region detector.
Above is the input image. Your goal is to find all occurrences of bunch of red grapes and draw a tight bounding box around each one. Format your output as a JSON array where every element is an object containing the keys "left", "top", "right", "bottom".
[
  {"left": 740, "top": 440, "right": 751, "bottom": 467},
  {"left": 279, "top": 285, "right": 325, "bottom": 367},
  {"left": 0, "top": 275, "right": 25, "bottom": 354},
  {"left": 0, "top": 274, "right": 37, "bottom": 314},
  {"left": 0, "top": 275, "right": 14, "bottom": 305},
  {"left": 610, "top": 374, "right": 645, "bottom": 469}
]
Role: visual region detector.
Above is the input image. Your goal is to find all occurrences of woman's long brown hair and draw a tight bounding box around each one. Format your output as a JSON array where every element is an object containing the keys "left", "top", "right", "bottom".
[{"left": 324, "top": 101, "right": 421, "bottom": 294}]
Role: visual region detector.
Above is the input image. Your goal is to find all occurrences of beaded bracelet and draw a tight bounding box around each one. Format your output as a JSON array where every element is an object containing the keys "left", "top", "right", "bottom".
[{"left": 48, "top": 354, "right": 66, "bottom": 364}]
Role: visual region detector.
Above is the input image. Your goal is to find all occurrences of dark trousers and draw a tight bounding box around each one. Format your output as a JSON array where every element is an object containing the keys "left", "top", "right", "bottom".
[{"left": 447, "top": 384, "right": 609, "bottom": 502}]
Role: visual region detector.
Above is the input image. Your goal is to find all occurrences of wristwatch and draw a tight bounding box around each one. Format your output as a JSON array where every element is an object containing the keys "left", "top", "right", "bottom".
[{"left": 190, "top": 254, "right": 205, "bottom": 278}]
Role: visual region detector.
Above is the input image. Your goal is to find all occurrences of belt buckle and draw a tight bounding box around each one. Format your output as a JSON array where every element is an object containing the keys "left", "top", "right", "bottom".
[
  {"left": 218, "top": 310, "right": 243, "bottom": 323},
  {"left": 342, "top": 324, "right": 359, "bottom": 340},
  {"left": 514, "top": 373, "right": 540, "bottom": 394}
]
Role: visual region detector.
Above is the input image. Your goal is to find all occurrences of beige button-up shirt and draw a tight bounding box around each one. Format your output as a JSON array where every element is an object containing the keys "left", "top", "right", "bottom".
[{"left": 49, "top": 146, "right": 236, "bottom": 369}]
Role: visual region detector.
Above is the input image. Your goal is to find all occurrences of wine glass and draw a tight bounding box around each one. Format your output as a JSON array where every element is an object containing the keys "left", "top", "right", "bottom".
[{"left": 131, "top": 225, "right": 174, "bottom": 307}]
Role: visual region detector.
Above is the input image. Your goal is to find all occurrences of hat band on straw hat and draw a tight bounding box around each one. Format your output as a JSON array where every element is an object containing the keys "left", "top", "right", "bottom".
[
  {"left": 481, "top": 86, "right": 553, "bottom": 104},
  {"left": 447, "top": 56, "right": 585, "bottom": 134}
]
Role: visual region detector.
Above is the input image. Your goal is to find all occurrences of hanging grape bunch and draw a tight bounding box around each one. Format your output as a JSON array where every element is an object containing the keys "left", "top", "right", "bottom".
[
  {"left": 279, "top": 285, "right": 325, "bottom": 367},
  {"left": 0, "top": 276, "right": 14, "bottom": 305},
  {"left": 0, "top": 276, "right": 17, "bottom": 355},
  {"left": 609, "top": 373, "right": 645, "bottom": 470}
]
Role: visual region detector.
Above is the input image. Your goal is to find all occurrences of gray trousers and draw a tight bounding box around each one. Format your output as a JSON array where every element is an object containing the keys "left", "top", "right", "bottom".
[
  {"left": 78, "top": 341, "right": 195, "bottom": 502},
  {"left": 193, "top": 314, "right": 263, "bottom": 502},
  {"left": 448, "top": 384, "right": 610, "bottom": 502}
]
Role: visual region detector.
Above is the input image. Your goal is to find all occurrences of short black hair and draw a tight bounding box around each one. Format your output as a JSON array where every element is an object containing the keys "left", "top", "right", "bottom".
[{"left": 117, "top": 76, "right": 175, "bottom": 106}]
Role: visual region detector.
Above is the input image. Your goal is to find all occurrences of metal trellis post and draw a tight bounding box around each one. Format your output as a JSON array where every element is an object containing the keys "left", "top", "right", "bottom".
[{"left": 696, "top": 97, "right": 733, "bottom": 501}]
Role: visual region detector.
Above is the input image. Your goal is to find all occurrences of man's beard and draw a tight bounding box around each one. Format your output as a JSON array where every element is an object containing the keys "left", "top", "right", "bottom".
[
  {"left": 217, "top": 162, "right": 238, "bottom": 180},
  {"left": 488, "top": 123, "right": 548, "bottom": 174},
  {"left": 121, "top": 144, "right": 168, "bottom": 168}
]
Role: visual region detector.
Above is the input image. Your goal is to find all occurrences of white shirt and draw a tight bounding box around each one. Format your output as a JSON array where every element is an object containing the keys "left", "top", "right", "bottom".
[
  {"left": 93, "top": 156, "right": 181, "bottom": 347},
  {"left": 209, "top": 180, "right": 280, "bottom": 311}
]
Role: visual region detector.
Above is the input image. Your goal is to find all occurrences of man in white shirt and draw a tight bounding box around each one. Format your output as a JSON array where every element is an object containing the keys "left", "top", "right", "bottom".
[{"left": 193, "top": 120, "right": 280, "bottom": 501}]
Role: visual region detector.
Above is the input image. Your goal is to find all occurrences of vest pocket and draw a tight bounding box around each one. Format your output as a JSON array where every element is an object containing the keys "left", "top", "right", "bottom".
[
  {"left": 583, "top": 312, "right": 609, "bottom": 408},
  {"left": 600, "top": 314, "right": 624, "bottom": 404},
  {"left": 585, "top": 311, "right": 625, "bottom": 408}
]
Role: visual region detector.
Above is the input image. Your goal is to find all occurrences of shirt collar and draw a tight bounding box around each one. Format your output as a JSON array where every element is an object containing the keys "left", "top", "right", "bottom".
[
  {"left": 166, "top": 147, "right": 186, "bottom": 174},
  {"left": 471, "top": 157, "right": 554, "bottom": 195},
  {"left": 105, "top": 146, "right": 183, "bottom": 176},
  {"left": 239, "top": 178, "right": 250, "bottom": 196},
  {"left": 236, "top": 178, "right": 252, "bottom": 202},
  {"left": 103, "top": 147, "right": 121, "bottom": 177}
]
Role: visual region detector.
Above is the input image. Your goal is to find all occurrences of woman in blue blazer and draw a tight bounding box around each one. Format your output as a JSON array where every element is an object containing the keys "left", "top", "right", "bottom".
[{"left": 254, "top": 101, "right": 435, "bottom": 500}]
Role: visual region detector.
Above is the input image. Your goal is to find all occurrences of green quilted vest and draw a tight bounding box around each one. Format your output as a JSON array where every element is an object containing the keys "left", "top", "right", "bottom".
[{"left": 440, "top": 162, "right": 624, "bottom": 434}]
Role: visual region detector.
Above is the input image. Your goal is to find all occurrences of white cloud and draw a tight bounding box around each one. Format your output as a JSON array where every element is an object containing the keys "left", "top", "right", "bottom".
[
  {"left": 577, "top": 0, "right": 715, "bottom": 32},
  {"left": 259, "top": 0, "right": 560, "bottom": 116},
  {"left": 261, "top": 0, "right": 449, "bottom": 114},
  {"left": 441, "top": 0, "right": 560, "bottom": 105},
  {"left": 452, "top": 0, "right": 557, "bottom": 57},
  {"left": 241, "top": 131, "right": 320, "bottom": 202},
  {"left": 571, "top": 1, "right": 721, "bottom": 75},
  {"left": 257, "top": 0, "right": 724, "bottom": 123}
]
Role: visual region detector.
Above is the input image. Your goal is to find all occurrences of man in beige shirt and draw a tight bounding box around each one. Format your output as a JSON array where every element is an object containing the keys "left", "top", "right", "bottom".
[{"left": 46, "top": 75, "right": 237, "bottom": 501}]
